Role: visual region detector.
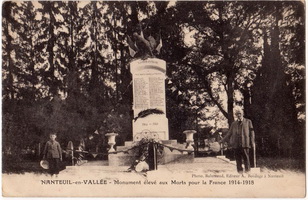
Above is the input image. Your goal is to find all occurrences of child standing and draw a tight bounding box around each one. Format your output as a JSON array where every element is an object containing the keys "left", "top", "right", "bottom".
[{"left": 43, "top": 133, "right": 62, "bottom": 177}]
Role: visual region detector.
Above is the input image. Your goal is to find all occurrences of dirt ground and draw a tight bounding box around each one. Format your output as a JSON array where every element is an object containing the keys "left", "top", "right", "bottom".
[{"left": 2, "top": 157, "right": 306, "bottom": 198}]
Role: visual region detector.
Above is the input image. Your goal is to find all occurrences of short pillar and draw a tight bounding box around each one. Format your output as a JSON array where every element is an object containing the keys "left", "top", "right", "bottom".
[
  {"left": 219, "top": 131, "right": 224, "bottom": 155},
  {"left": 183, "top": 130, "right": 196, "bottom": 150},
  {"left": 106, "top": 133, "right": 118, "bottom": 152}
]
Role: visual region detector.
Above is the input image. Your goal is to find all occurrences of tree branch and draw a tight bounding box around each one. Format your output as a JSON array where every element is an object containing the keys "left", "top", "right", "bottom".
[{"left": 188, "top": 63, "right": 228, "bottom": 118}]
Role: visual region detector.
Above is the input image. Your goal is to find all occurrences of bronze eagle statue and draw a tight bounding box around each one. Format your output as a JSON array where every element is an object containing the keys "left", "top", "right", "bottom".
[{"left": 127, "top": 32, "right": 162, "bottom": 59}]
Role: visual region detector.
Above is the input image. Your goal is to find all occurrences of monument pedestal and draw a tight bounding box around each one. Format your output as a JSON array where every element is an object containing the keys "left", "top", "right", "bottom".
[
  {"left": 130, "top": 58, "right": 169, "bottom": 140},
  {"left": 133, "top": 115, "right": 168, "bottom": 141},
  {"left": 108, "top": 58, "right": 194, "bottom": 167}
]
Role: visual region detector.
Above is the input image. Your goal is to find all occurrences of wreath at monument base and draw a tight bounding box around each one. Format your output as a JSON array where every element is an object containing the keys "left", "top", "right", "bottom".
[{"left": 127, "top": 137, "right": 164, "bottom": 172}]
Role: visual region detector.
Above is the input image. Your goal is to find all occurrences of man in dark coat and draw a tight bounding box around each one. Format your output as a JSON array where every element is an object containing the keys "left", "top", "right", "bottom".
[
  {"left": 221, "top": 108, "right": 255, "bottom": 173},
  {"left": 43, "top": 133, "right": 62, "bottom": 177}
]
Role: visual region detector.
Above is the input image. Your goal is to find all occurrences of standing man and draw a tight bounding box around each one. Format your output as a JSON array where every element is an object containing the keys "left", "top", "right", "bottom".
[
  {"left": 221, "top": 108, "right": 255, "bottom": 173},
  {"left": 43, "top": 133, "right": 62, "bottom": 177}
]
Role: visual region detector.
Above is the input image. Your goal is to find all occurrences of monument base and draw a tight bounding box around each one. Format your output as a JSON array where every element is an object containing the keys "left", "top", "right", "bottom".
[
  {"left": 159, "top": 141, "right": 194, "bottom": 164},
  {"left": 108, "top": 140, "right": 194, "bottom": 166},
  {"left": 108, "top": 154, "right": 136, "bottom": 166}
]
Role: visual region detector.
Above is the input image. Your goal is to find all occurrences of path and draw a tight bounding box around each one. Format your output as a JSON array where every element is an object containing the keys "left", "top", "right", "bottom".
[{"left": 3, "top": 156, "right": 305, "bottom": 197}]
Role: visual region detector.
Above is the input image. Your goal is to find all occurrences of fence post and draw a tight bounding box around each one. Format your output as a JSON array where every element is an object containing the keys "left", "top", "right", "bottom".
[
  {"left": 148, "top": 142, "right": 154, "bottom": 170},
  {"left": 38, "top": 143, "right": 41, "bottom": 159},
  {"left": 153, "top": 143, "right": 158, "bottom": 170}
]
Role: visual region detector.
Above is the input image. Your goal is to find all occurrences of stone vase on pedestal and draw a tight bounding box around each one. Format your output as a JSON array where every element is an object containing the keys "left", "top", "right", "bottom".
[
  {"left": 183, "top": 130, "right": 196, "bottom": 150},
  {"left": 105, "top": 133, "right": 118, "bottom": 152}
]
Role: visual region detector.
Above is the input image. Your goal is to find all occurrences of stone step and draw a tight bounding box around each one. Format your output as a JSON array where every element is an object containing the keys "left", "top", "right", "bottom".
[
  {"left": 150, "top": 157, "right": 238, "bottom": 174},
  {"left": 116, "top": 146, "right": 133, "bottom": 151},
  {"left": 194, "top": 157, "right": 237, "bottom": 164},
  {"left": 62, "top": 157, "right": 238, "bottom": 177},
  {"left": 230, "top": 161, "right": 236, "bottom": 165},
  {"left": 216, "top": 156, "right": 236, "bottom": 165},
  {"left": 161, "top": 154, "right": 194, "bottom": 164},
  {"left": 124, "top": 141, "right": 134, "bottom": 146},
  {"left": 65, "top": 165, "right": 128, "bottom": 171},
  {"left": 108, "top": 153, "right": 135, "bottom": 166},
  {"left": 82, "top": 160, "right": 108, "bottom": 166},
  {"left": 161, "top": 140, "right": 178, "bottom": 145},
  {"left": 216, "top": 155, "right": 230, "bottom": 162}
]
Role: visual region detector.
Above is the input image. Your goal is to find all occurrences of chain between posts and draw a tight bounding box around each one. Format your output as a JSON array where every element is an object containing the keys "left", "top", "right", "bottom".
[{"left": 65, "top": 141, "right": 221, "bottom": 156}]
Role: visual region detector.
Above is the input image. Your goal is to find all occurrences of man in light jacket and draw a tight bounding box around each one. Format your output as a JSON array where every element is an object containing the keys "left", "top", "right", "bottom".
[{"left": 221, "top": 108, "right": 255, "bottom": 173}]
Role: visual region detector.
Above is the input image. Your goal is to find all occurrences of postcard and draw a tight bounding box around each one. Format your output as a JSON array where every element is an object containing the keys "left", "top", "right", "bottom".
[{"left": 2, "top": 0, "right": 305, "bottom": 197}]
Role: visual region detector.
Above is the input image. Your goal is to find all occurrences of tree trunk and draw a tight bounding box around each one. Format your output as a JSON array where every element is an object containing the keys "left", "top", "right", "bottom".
[
  {"left": 113, "top": 18, "right": 119, "bottom": 102},
  {"left": 4, "top": 16, "right": 14, "bottom": 100},
  {"left": 226, "top": 72, "right": 234, "bottom": 126},
  {"left": 47, "top": 2, "right": 56, "bottom": 95},
  {"left": 67, "top": 2, "right": 78, "bottom": 101},
  {"left": 89, "top": 2, "right": 99, "bottom": 101}
]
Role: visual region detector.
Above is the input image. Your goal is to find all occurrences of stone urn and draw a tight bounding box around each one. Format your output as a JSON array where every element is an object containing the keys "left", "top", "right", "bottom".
[
  {"left": 183, "top": 130, "right": 196, "bottom": 150},
  {"left": 105, "top": 133, "right": 118, "bottom": 152}
]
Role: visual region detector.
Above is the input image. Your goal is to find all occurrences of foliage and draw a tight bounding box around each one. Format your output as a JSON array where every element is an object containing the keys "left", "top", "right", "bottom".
[
  {"left": 2, "top": 1, "right": 305, "bottom": 164},
  {"left": 247, "top": 2, "right": 305, "bottom": 158},
  {"left": 134, "top": 108, "right": 164, "bottom": 122}
]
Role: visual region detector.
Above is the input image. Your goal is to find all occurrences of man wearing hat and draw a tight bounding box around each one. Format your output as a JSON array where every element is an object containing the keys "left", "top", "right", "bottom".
[
  {"left": 43, "top": 133, "right": 62, "bottom": 177},
  {"left": 220, "top": 107, "right": 255, "bottom": 173}
]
